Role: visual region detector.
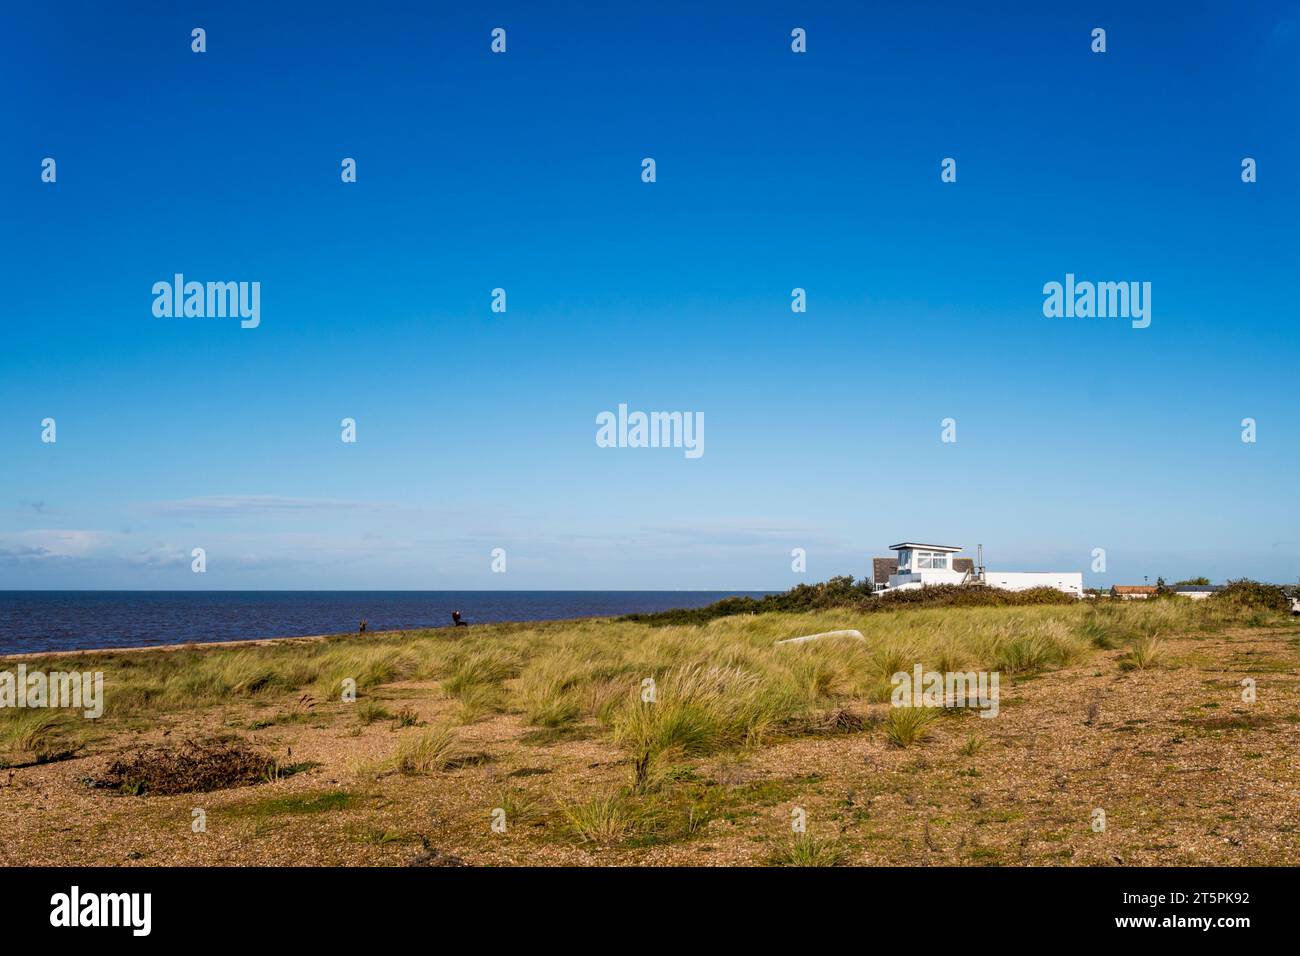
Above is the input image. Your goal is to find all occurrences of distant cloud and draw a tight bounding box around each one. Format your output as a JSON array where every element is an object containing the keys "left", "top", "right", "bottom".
[
  {"left": 638, "top": 520, "right": 848, "bottom": 550},
  {"left": 0, "top": 543, "right": 54, "bottom": 560},
  {"left": 127, "top": 545, "right": 191, "bottom": 568},
  {"left": 0, "top": 529, "right": 118, "bottom": 559},
  {"left": 146, "top": 495, "right": 377, "bottom": 518}
]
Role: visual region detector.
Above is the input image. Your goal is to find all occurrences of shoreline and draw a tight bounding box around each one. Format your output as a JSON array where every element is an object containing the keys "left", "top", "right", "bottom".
[
  {"left": 0, "top": 615, "right": 615, "bottom": 661},
  {"left": 0, "top": 626, "right": 470, "bottom": 661},
  {"left": 2, "top": 631, "right": 360, "bottom": 661},
  {"left": 0, "top": 590, "right": 776, "bottom": 661}
]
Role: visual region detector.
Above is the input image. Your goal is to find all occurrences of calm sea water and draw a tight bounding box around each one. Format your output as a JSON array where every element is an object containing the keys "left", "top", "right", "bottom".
[{"left": 0, "top": 591, "right": 770, "bottom": 655}]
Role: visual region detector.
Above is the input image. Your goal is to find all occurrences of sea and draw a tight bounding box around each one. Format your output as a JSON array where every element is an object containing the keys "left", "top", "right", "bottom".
[{"left": 0, "top": 591, "right": 771, "bottom": 655}]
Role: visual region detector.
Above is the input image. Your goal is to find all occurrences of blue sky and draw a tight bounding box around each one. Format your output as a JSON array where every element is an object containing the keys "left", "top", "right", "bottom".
[{"left": 2, "top": 1, "right": 1297, "bottom": 589}]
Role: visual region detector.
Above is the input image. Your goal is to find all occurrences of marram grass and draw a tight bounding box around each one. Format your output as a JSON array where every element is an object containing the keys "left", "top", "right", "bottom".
[{"left": 1, "top": 593, "right": 1284, "bottom": 775}]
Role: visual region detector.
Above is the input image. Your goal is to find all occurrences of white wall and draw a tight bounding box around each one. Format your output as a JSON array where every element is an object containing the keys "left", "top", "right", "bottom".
[
  {"left": 983, "top": 571, "right": 1083, "bottom": 597},
  {"left": 888, "top": 569, "right": 967, "bottom": 589}
]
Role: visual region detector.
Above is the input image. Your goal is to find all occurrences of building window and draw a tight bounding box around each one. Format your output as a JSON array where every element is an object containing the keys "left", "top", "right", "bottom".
[
  {"left": 916, "top": 551, "right": 948, "bottom": 570},
  {"left": 897, "top": 549, "right": 912, "bottom": 570}
]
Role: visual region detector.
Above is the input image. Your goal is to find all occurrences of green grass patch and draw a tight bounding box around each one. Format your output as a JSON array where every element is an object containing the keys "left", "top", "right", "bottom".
[
  {"left": 226, "top": 789, "right": 356, "bottom": 818},
  {"left": 768, "top": 832, "right": 847, "bottom": 866}
]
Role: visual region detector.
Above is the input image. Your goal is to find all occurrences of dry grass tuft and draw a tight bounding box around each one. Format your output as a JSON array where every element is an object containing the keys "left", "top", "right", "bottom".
[
  {"left": 559, "top": 791, "right": 648, "bottom": 845},
  {"left": 1120, "top": 636, "right": 1165, "bottom": 671},
  {"left": 0, "top": 711, "right": 83, "bottom": 767},
  {"left": 883, "top": 707, "right": 938, "bottom": 748},
  {"left": 393, "top": 726, "right": 458, "bottom": 773},
  {"left": 769, "top": 831, "right": 847, "bottom": 866}
]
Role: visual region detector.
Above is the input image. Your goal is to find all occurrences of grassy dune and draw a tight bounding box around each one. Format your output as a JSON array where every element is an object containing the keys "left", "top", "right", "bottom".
[
  {"left": 1, "top": 593, "right": 1296, "bottom": 865},
  {"left": 3, "top": 599, "right": 1184, "bottom": 762}
]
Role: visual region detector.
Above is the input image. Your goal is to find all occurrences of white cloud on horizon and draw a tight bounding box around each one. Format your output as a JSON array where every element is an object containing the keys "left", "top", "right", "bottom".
[
  {"left": 0, "top": 529, "right": 120, "bottom": 559},
  {"left": 144, "top": 495, "right": 379, "bottom": 517}
]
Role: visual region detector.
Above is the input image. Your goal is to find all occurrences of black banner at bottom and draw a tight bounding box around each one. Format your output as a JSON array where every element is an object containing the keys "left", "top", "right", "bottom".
[{"left": 0, "top": 865, "right": 1275, "bottom": 942}]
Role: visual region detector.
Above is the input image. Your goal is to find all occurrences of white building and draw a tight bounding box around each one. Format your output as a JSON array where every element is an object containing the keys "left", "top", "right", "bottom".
[
  {"left": 884, "top": 543, "right": 970, "bottom": 589},
  {"left": 1168, "top": 585, "right": 1221, "bottom": 601},
  {"left": 982, "top": 570, "right": 1084, "bottom": 596},
  {"left": 878, "top": 541, "right": 1083, "bottom": 598}
]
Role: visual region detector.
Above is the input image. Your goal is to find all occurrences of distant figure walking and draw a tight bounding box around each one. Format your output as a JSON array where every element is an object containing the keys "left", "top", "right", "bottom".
[
  {"left": 359, "top": 619, "right": 368, "bottom": 634},
  {"left": 451, "top": 610, "right": 468, "bottom": 627}
]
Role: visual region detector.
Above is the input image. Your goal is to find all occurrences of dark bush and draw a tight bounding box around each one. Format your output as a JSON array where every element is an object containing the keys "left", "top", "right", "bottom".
[
  {"left": 1208, "top": 579, "right": 1291, "bottom": 613},
  {"left": 95, "top": 737, "right": 278, "bottom": 795},
  {"left": 872, "top": 584, "right": 1074, "bottom": 609},
  {"left": 621, "top": 579, "right": 1075, "bottom": 627}
]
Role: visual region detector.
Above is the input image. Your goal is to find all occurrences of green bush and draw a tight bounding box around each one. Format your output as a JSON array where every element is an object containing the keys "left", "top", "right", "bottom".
[
  {"left": 1208, "top": 579, "right": 1290, "bottom": 613},
  {"left": 769, "top": 832, "right": 846, "bottom": 866},
  {"left": 622, "top": 579, "right": 1075, "bottom": 627},
  {"left": 882, "top": 706, "right": 937, "bottom": 747}
]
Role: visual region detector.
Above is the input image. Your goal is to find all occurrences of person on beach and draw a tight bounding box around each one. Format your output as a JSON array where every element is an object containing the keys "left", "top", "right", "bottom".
[{"left": 451, "top": 610, "right": 468, "bottom": 627}]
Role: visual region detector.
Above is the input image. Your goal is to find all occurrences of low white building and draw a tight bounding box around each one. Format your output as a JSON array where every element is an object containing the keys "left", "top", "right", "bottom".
[
  {"left": 877, "top": 541, "right": 1083, "bottom": 598},
  {"left": 982, "top": 571, "right": 1084, "bottom": 596},
  {"left": 1169, "top": 585, "right": 1221, "bottom": 600}
]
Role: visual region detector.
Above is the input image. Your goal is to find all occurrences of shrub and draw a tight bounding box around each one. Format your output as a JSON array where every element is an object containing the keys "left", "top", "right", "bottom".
[
  {"left": 622, "top": 580, "right": 1075, "bottom": 627},
  {"left": 883, "top": 707, "right": 937, "bottom": 747},
  {"left": 441, "top": 648, "right": 520, "bottom": 693},
  {"left": 313, "top": 647, "right": 416, "bottom": 700},
  {"left": 494, "top": 786, "right": 541, "bottom": 828},
  {"left": 0, "top": 711, "right": 82, "bottom": 767},
  {"left": 870, "top": 643, "right": 912, "bottom": 683},
  {"left": 992, "top": 634, "right": 1055, "bottom": 674},
  {"left": 1120, "top": 636, "right": 1164, "bottom": 671},
  {"left": 356, "top": 700, "right": 391, "bottom": 725},
  {"left": 560, "top": 792, "right": 645, "bottom": 845},
  {"left": 452, "top": 681, "right": 507, "bottom": 723},
  {"left": 433, "top": 647, "right": 520, "bottom": 722},
  {"left": 769, "top": 832, "right": 846, "bottom": 866},
  {"left": 612, "top": 664, "right": 791, "bottom": 788},
  {"left": 1208, "top": 580, "right": 1290, "bottom": 613},
  {"left": 874, "top": 585, "right": 1074, "bottom": 610},
  {"left": 518, "top": 660, "right": 586, "bottom": 728},
  {"left": 394, "top": 726, "right": 458, "bottom": 773},
  {"left": 985, "top": 619, "right": 1086, "bottom": 674},
  {"left": 1077, "top": 609, "right": 1120, "bottom": 649}
]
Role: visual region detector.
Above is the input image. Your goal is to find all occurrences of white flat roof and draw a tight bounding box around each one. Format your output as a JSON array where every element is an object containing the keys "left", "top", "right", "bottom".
[{"left": 889, "top": 542, "right": 962, "bottom": 553}]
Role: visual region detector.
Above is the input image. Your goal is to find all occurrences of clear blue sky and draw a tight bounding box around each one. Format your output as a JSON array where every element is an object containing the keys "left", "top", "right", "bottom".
[{"left": 2, "top": 1, "right": 1297, "bottom": 589}]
